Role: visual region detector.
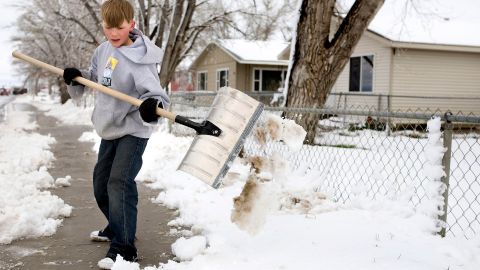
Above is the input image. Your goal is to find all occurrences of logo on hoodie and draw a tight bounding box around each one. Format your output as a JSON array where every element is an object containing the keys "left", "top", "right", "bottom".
[{"left": 101, "top": 56, "right": 118, "bottom": 87}]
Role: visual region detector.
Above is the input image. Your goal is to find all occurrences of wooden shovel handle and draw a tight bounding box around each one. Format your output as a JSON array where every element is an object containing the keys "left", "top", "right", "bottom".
[{"left": 12, "top": 50, "right": 176, "bottom": 121}]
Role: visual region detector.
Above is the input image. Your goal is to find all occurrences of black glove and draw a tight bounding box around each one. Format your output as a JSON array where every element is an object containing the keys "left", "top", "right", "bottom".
[
  {"left": 139, "top": 98, "right": 162, "bottom": 123},
  {"left": 63, "top": 68, "right": 82, "bottom": 85}
]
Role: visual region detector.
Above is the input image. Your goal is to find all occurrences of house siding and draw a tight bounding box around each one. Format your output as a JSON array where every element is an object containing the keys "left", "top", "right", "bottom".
[
  {"left": 191, "top": 37, "right": 480, "bottom": 116},
  {"left": 193, "top": 45, "right": 237, "bottom": 91},
  {"left": 327, "top": 33, "right": 392, "bottom": 110},
  {"left": 391, "top": 48, "right": 480, "bottom": 113},
  {"left": 236, "top": 63, "right": 248, "bottom": 91}
]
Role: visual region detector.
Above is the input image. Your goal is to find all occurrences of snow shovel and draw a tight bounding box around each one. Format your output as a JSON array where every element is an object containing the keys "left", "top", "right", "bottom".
[{"left": 13, "top": 51, "right": 264, "bottom": 188}]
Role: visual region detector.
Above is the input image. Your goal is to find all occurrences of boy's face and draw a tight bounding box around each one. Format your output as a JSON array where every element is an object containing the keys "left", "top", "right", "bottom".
[{"left": 102, "top": 19, "right": 135, "bottom": 48}]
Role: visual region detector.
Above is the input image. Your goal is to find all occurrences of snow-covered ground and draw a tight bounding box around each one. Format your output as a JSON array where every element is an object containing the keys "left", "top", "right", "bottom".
[
  {"left": 1, "top": 96, "right": 479, "bottom": 270},
  {"left": 0, "top": 95, "right": 71, "bottom": 244},
  {"left": 243, "top": 116, "right": 480, "bottom": 238}
]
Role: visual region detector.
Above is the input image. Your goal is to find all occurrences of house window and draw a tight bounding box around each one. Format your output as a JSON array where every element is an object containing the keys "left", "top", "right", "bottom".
[
  {"left": 197, "top": 71, "right": 207, "bottom": 91},
  {"left": 216, "top": 69, "right": 229, "bottom": 90},
  {"left": 253, "top": 68, "right": 287, "bottom": 91},
  {"left": 349, "top": 55, "right": 373, "bottom": 92}
]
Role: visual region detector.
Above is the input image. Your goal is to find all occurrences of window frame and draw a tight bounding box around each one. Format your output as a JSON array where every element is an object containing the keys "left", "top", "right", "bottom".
[
  {"left": 349, "top": 54, "right": 374, "bottom": 93},
  {"left": 216, "top": 68, "right": 229, "bottom": 90},
  {"left": 252, "top": 67, "right": 288, "bottom": 92},
  {"left": 196, "top": 70, "right": 208, "bottom": 91}
]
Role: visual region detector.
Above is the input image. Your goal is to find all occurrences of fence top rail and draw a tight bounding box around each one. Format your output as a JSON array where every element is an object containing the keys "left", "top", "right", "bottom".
[
  {"left": 171, "top": 99, "right": 480, "bottom": 124},
  {"left": 265, "top": 107, "right": 480, "bottom": 124},
  {"left": 170, "top": 90, "right": 281, "bottom": 97},
  {"left": 170, "top": 90, "right": 480, "bottom": 100},
  {"left": 329, "top": 92, "right": 480, "bottom": 100}
]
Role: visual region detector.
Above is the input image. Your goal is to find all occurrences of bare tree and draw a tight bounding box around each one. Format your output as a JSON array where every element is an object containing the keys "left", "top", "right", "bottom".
[
  {"left": 152, "top": 0, "right": 243, "bottom": 88},
  {"left": 14, "top": 0, "right": 298, "bottom": 100},
  {"left": 285, "top": 0, "right": 385, "bottom": 144},
  {"left": 12, "top": 0, "right": 103, "bottom": 103},
  {"left": 238, "top": 0, "right": 299, "bottom": 41}
]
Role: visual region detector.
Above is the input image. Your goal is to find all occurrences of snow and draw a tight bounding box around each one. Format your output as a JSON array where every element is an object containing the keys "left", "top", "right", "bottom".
[
  {"left": 2, "top": 94, "right": 480, "bottom": 269},
  {"left": 216, "top": 39, "right": 289, "bottom": 64},
  {"left": 0, "top": 96, "right": 15, "bottom": 108},
  {"left": 44, "top": 99, "right": 93, "bottom": 125},
  {"left": 252, "top": 114, "right": 306, "bottom": 151},
  {"left": 112, "top": 255, "right": 140, "bottom": 270},
  {"left": 0, "top": 95, "right": 71, "bottom": 244},
  {"left": 55, "top": 175, "right": 72, "bottom": 187},
  {"left": 419, "top": 117, "right": 447, "bottom": 225},
  {"left": 171, "top": 236, "right": 207, "bottom": 261}
]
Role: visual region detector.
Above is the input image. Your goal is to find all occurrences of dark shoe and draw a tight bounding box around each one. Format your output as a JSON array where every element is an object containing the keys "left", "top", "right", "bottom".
[
  {"left": 90, "top": 229, "right": 112, "bottom": 242},
  {"left": 124, "top": 252, "right": 138, "bottom": 262},
  {"left": 106, "top": 247, "right": 138, "bottom": 263}
]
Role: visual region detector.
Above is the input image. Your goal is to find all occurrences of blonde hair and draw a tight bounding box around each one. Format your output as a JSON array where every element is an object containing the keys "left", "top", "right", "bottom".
[{"left": 101, "top": 0, "right": 134, "bottom": 27}]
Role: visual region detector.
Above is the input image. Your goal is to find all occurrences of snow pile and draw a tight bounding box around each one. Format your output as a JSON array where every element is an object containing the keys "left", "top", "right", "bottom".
[
  {"left": 44, "top": 99, "right": 93, "bottom": 125},
  {"left": 112, "top": 255, "right": 140, "bottom": 270},
  {"left": 0, "top": 99, "right": 72, "bottom": 244},
  {"left": 79, "top": 130, "right": 101, "bottom": 151},
  {"left": 419, "top": 117, "right": 447, "bottom": 231},
  {"left": 138, "top": 128, "right": 193, "bottom": 184},
  {"left": 171, "top": 236, "right": 207, "bottom": 261},
  {"left": 230, "top": 175, "right": 279, "bottom": 235},
  {"left": 55, "top": 175, "right": 72, "bottom": 187},
  {"left": 253, "top": 114, "right": 306, "bottom": 151},
  {"left": 0, "top": 96, "right": 14, "bottom": 108},
  {"left": 231, "top": 113, "right": 309, "bottom": 234}
]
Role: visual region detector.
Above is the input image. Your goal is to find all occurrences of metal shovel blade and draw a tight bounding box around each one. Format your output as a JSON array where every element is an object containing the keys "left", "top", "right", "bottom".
[{"left": 177, "top": 87, "right": 264, "bottom": 188}]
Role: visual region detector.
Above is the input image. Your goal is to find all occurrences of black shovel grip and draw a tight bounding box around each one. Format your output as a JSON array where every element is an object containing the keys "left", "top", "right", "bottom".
[{"left": 174, "top": 115, "right": 222, "bottom": 137}]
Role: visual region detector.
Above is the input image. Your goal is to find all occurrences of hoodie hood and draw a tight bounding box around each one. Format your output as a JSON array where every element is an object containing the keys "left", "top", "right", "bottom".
[{"left": 117, "top": 28, "right": 163, "bottom": 64}]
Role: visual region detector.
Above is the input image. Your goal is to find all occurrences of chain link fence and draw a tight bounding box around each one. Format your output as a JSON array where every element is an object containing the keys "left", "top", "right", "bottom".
[{"left": 168, "top": 91, "right": 480, "bottom": 239}]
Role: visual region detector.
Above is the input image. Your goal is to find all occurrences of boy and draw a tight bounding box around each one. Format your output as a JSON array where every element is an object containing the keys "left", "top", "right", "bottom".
[{"left": 63, "top": 0, "right": 169, "bottom": 268}]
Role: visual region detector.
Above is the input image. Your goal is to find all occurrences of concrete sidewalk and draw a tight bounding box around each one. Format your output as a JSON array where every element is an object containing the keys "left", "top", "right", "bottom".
[{"left": 0, "top": 104, "right": 177, "bottom": 269}]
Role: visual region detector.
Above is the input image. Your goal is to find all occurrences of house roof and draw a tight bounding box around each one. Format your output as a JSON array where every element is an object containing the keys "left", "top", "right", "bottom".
[
  {"left": 190, "top": 39, "right": 289, "bottom": 69},
  {"left": 215, "top": 39, "right": 289, "bottom": 65},
  {"left": 278, "top": 21, "right": 480, "bottom": 58},
  {"left": 340, "top": 0, "right": 480, "bottom": 48},
  {"left": 365, "top": 30, "right": 480, "bottom": 53}
]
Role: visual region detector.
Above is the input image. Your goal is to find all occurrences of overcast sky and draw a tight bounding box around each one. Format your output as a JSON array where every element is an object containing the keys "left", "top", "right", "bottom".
[{"left": 0, "top": 2, "right": 24, "bottom": 87}]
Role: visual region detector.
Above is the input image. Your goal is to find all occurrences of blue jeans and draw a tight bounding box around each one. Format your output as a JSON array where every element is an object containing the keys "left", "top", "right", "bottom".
[{"left": 93, "top": 135, "right": 148, "bottom": 260}]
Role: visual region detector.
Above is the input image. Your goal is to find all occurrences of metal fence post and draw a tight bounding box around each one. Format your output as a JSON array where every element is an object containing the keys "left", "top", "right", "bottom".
[
  {"left": 387, "top": 94, "right": 392, "bottom": 136},
  {"left": 439, "top": 112, "right": 453, "bottom": 237}
]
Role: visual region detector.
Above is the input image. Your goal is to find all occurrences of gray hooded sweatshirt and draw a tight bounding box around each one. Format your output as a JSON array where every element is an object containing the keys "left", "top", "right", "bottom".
[{"left": 67, "top": 28, "right": 170, "bottom": 140}]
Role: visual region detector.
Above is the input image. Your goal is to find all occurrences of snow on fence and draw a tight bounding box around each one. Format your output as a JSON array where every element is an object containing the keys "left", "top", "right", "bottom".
[{"left": 168, "top": 91, "right": 480, "bottom": 239}]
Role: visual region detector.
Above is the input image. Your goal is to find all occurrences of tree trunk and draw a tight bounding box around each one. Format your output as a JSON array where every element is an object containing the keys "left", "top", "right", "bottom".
[
  {"left": 157, "top": 0, "right": 196, "bottom": 88},
  {"left": 155, "top": 0, "right": 170, "bottom": 47},
  {"left": 286, "top": 0, "right": 384, "bottom": 144}
]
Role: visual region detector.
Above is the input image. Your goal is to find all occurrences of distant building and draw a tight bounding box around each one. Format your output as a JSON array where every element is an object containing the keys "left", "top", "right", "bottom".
[
  {"left": 189, "top": 39, "right": 289, "bottom": 93},
  {"left": 170, "top": 70, "right": 194, "bottom": 92}
]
